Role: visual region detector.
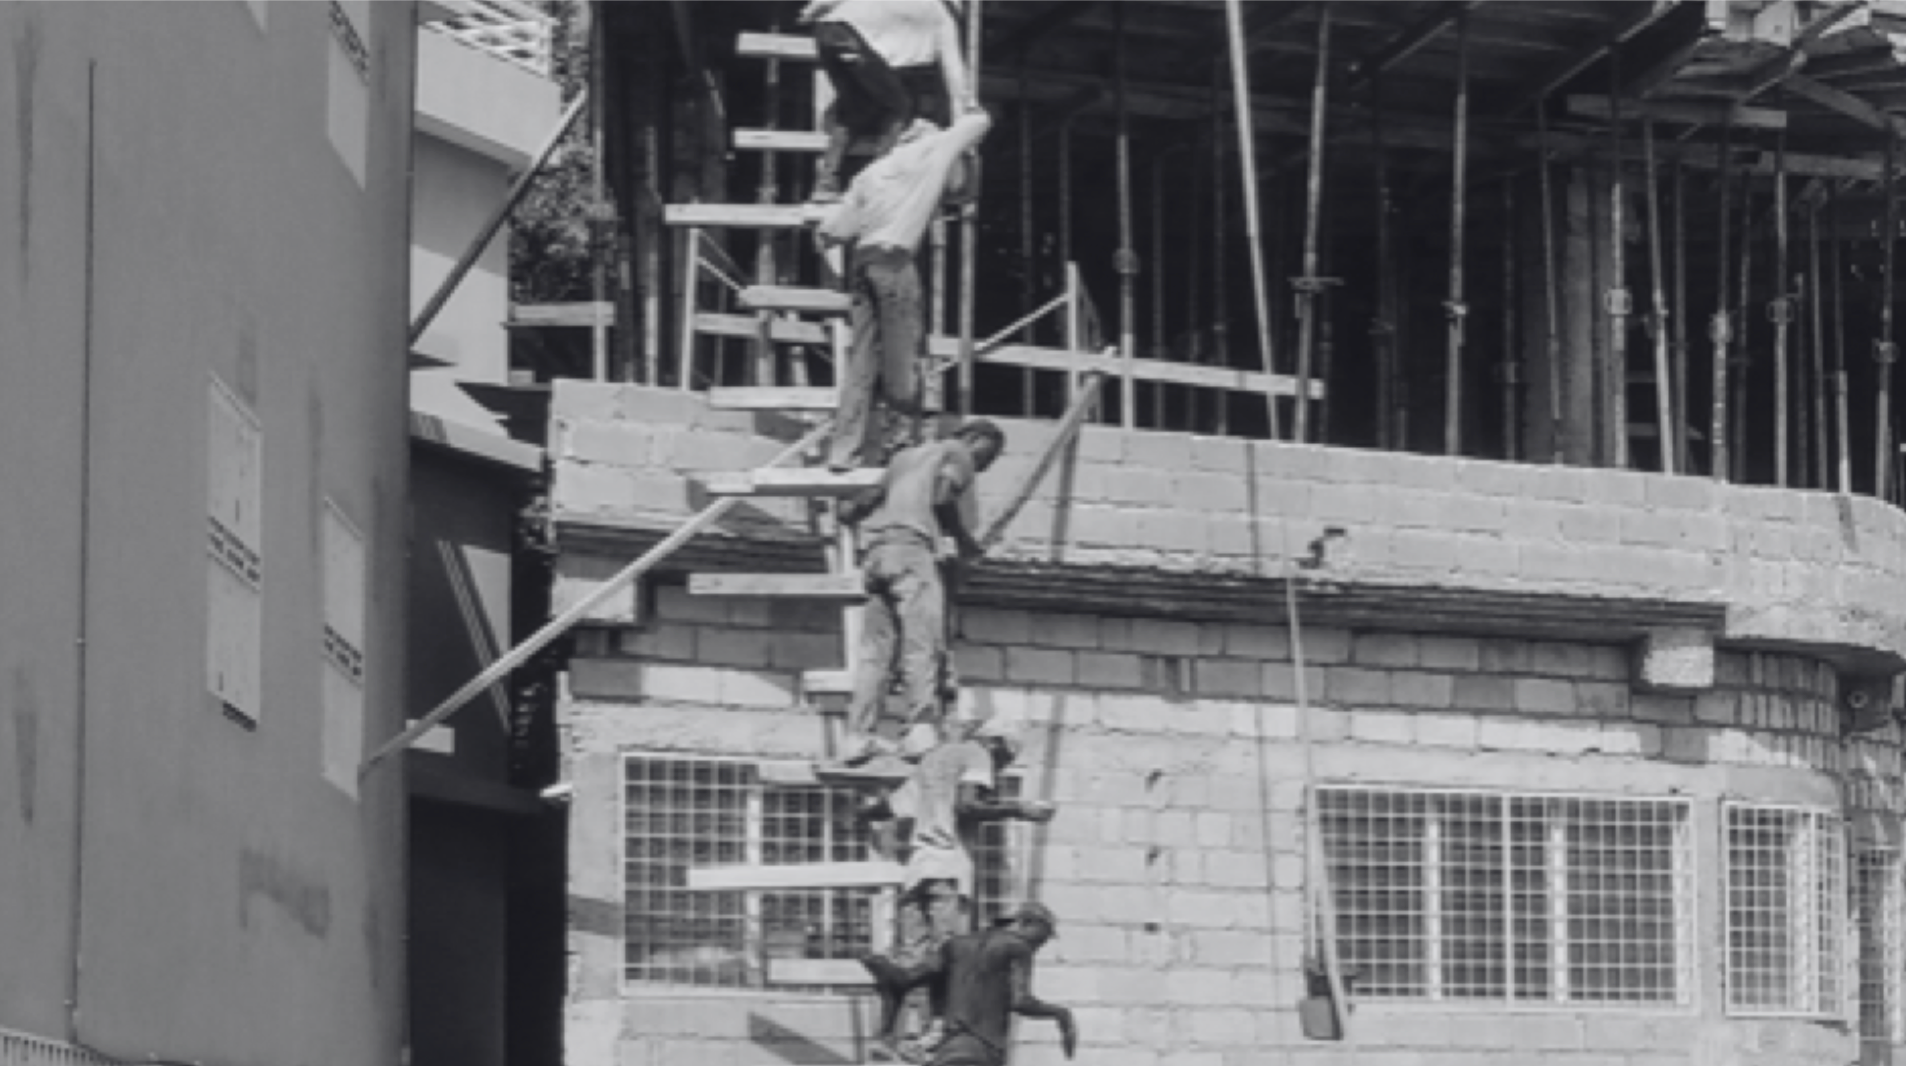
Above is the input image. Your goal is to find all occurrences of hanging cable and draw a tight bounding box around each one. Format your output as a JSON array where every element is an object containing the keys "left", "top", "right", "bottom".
[{"left": 1226, "top": 0, "right": 1285, "bottom": 440}]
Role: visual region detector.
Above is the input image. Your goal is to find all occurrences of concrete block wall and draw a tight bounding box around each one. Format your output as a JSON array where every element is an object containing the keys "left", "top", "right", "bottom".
[
  {"left": 547, "top": 382, "right": 1906, "bottom": 665},
  {"left": 558, "top": 583, "right": 1901, "bottom": 1066}
]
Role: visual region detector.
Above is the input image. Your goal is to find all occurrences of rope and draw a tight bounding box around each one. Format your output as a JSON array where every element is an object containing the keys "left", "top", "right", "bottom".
[{"left": 1225, "top": 0, "right": 1284, "bottom": 441}]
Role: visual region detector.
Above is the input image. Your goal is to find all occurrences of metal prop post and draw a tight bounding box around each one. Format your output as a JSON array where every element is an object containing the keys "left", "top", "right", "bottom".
[
  {"left": 1502, "top": 179, "right": 1519, "bottom": 461},
  {"left": 1374, "top": 82, "right": 1398, "bottom": 451},
  {"left": 1831, "top": 186, "right": 1850, "bottom": 495},
  {"left": 1879, "top": 134, "right": 1899, "bottom": 500},
  {"left": 1672, "top": 161, "right": 1689, "bottom": 474},
  {"left": 1606, "top": 53, "right": 1628, "bottom": 468},
  {"left": 1642, "top": 120, "right": 1674, "bottom": 474},
  {"left": 1711, "top": 119, "right": 1736, "bottom": 482},
  {"left": 1115, "top": 2, "right": 1137, "bottom": 428},
  {"left": 1773, "top": 125, "right": 1791, "bottom": 487},
  {"left": 1444, "top": 11, "right": 1470, "bottom": 456},
  {"left": 1019, "top": 63, "right": 1036, "bottom": 412},
  {"left": 1807, "top": 191, "right": 1828, "bottom": 490},
  {"left": 1538, "top": 101, "right": 1563, "bottom": 463},
  {"left": 1211, "top": 67, "right": 1231, "bottom": 436},
  {"left": 1733, "top": 180, "right": 1753, "bottom": 483},
  {"left": 1288, "top": 0, "right": 1334, "bottom": 442},
  {"left": 956, "top": 0, "right": 983, "bottom": 417},
  {"left": 1226, "top": 0, "right": 1285, "bottom": 440}
]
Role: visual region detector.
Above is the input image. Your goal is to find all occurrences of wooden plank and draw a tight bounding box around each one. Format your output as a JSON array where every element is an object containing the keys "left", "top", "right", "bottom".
[
  {"left": 813, "top": 761, "right": 912, "bottom": 789},
  {"left": 1565, "top": 94, "right": 1787, "bottom": 129},
  {"left": 736, "top": 31, "right": 815, "bottom": 61},
  {"left": 686, "top": 861, "right": 902, "bottom": 891},
  {"left": 733, "top": 128, "right": 828, "bottom": 152},
  {"left": 981, "top": 345, "right": 1327, "bottom": 398},
  {"left": 1783, "top": 73, "right": 1906, "bottom": 136},
  {"left": 740, "top": 286, "right": 852, "bottom": 316},
  {"left": 665, "top": 203, "right": 814, "bottom": 229},
  {"left": 688, "top": 573, "right": 866, "bottom": 602},
  {"left": 698, "top": 312, "right": 830, "bottom": 346},
  {"left": 508, "top": 301, "right": 614, "bottom": 327},
  {"left": 803, "top": 668, "right": 853, "bottom": 696},
  {"left": 766, "top": 959, "right": 874, "bottom": 986},
  {"left": 706, "top": 386, "right": 837, "bottom": 410},
  {"left": 699, "top": 468, "right": 882, "bottom": 498}
]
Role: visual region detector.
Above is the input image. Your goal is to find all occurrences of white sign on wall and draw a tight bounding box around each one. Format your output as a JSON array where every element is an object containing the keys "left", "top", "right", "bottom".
[
  {"left": 321, "top": 499, "right": 367, "bottom": 796},
  {"left": 207, "top": 376, "right": 263, "bottom": 724}
]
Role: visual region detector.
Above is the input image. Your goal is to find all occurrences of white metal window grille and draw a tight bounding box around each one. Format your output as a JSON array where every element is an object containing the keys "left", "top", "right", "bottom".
[
  {"left": 1317, "top": 786, "right": 1694, "bottom": 1006},
  {"left": 206, "top": 376, "right": 263, "bottom": 724},
  {"left": 623, "top": 755, "right": 1017, "bottom": 991},
  {"left": 0, "top": 1026, "right": 117, "bottom": 1066},
  {"left": 1724, "top": 804, "right": 1847, "bottom": 1018},
  {"left": 1855, "top": 846, "right": 1904, "bottom": 1041}
]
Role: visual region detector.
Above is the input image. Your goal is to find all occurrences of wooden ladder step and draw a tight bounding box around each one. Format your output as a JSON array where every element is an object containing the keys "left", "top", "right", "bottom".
[
  {"left": 766, "top": 959, "right": 874, "bottom": 987},
  {"left": 734, "top": 128, "right": 828, "bottom": 153},
  {"left": 665, "top": 203, "right": 815, "bottom": 229},
  {"left": 802, "top": 668, "right": 853, "bottom": 696},
  {"left": 741, "top": 286, "right": 852, "bottom": 316},
  {"left": 700, "top": 468, "right": 882, "bottom": 498},
  {"left": 706, "top": 386, "right": 837, "bottom": 411},
  {"left": 686, "top": 860, "right": 901, "bottom": 891},
  {"left": 688, "top": 573, "right": 865, "bottom": 602},
  {"left": 697, "top": 312, "right": 830, "bottom": 346},
  {"left": 736, "top": 31, "right": 818, "bottom": 61}
]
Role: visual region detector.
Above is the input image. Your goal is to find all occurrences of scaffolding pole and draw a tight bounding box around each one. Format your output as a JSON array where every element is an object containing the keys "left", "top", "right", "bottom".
[
  {"left": 1711, "top": 119, "right": 1735, "bottom": 481},
  {"left": 1444, "top": 11, "right": 1470, "bottom": 456},
  {"left": 1642, "top": 120, "right": 1674, "bottom": 473},
  {"left": 1226, "top": 0, "right": 1284, "bottom": 440},
  {"left": 1879, "top": 134, "right": 1898, "bottom": 500}
]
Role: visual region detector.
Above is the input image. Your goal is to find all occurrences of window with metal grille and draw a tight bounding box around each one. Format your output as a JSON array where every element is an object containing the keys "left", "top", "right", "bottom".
[
  {"left": 623, "top": 753, "right": 1022, "bottom": 991},
  {"left": 1724, "top": 804, "right": 1847, "bottom": 1018},
  {"left": 1854, "top": 845, "right": 1903, "bottom": 1041},
  {"left": 1317, "top": 786, "right": 1694, "bottom": 1006}
]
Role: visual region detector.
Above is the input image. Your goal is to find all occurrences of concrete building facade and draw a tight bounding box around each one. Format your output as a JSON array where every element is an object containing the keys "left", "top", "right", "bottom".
[
  {"left": 0, "top": 3, "right": 415, "bottom": 1065},
  {"left": 549, "top": 381, "right": 1906, "bottom": 1066}
]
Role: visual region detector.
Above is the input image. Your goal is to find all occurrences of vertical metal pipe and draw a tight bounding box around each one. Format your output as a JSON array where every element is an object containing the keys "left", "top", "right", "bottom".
[
  {"left": 1211, "top": 67, "right": 1230, "bottom": 436},
  {"left": 1019, "top": 63, "right": 1035, "bottom": 412},
  {"left": 1116, "top": 2, "right": 1136, "bottom": 428},
  {"left": 1225, "top": 0, "right": 1283, "bottom": 440},
  {"left": 752, "top": 16, "right": 784, "bottom": 387},
  {"left": 1501, "top": 179, "right": 1518, "bottom": 461},
  {"left": 1733, "top": 180, "right": 1753, "bottom": 483},
  {"left": 1808, "top": 195, "right": 1828, "bottom": 489},
  {"left": 1538, "top": 101, "right": 1563, "bottom": 462},
  {"left": 590, "top": 3, "right": 611, "bottom": 381},
  {"left": 956, "top": 0, "right": 984, "bottom": 417},
  {"left": 1673, "top": 160, "right": 1689, "bottom": 475},
  {"left": 1773, "top": 124, "right": 1790, "bottom": 486},
  {"left": 1151, "top": 149, "right": 1170, "bottom": 428},
  {"left": 1831, "top": 186, "right": 1850, "bottom": 494},
  {"left": 1444, "top": 11, "right": 1469, "bottom": 456},
  {"left": 1374, "top": 80, "right": 1396, "bottom": 451},
  {"left": 1293, "top": 4, "right": 1333, "bottom": 443},
  {"left": 1713, "top": 119, "right": 1736, "bottom": 482},
  {"left": 1607, "top": 52, "right": 1627, "bottom": 468},
  {"left": 1879, "top": 134, "right": 1898, "bottom": 499},
  {"left": 1643, "top": 119, "right": 1674, "bottom": 474}
]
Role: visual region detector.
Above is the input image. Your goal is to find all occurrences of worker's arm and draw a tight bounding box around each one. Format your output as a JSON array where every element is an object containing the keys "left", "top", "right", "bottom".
[
  {"left": 1008, "top": 949, "right": 1077, "bottom": 1058},
  {"left": 839, "top": 464, "right": 891, "bottom": 527},
  {"left": 935, "top": 13, "right": 972, "bottom": 112},
  {"left": 797, "top": 0, "right": 845, "bottom": 25},
  {"left": 932, "top": 458, "right": 984, "bottom": 559},
  {"left": 956, "top": 781, "right": 1055, "bottom": 824}
]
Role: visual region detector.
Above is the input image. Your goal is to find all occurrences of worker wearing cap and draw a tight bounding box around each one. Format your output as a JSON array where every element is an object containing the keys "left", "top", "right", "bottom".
[
  {"left": 863, "top": 900, "right": 1078, "bottom": 1064},
  {"left": 800, "top": 0, "right": 971, "bottom": 203},
  {"left": 836, "top": 421, "right": 1005, "bottom": 764}
]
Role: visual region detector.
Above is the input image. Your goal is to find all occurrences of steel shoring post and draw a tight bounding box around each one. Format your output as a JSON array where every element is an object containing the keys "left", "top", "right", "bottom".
[
  {"left": 1538, "top": 101, "right": 1564, "bottom": 463},
  {"left": 1019, "top": 63, "right": 1035, "bottom": 412},
  {"left": 1502, "top": 178, "right": 1519, "bottom": 461},
  {"left": 956, "top": 0, "right": 984, "bottom": 418},
  {"left": 1444, "top": 11, "right": 1470, "bottom": 457},
  {"left": 1226, "top": 0, "right": 1284, "bottom": 441},
  {"left": 410, "top": 91, "right": 588, "bottom": 346},
  {"left": 1733, "top": 181, "right": 1753, "bottom": 484},
  {"left": 1291, "top": 2, "right": 1333, "bottom": 443},
  {"left": 1808, "top": 194, "right": 1828, "bottom": 491},
  {"left": 1211, "top": 67, "right": 1231, "bottom": 436},
  {"left": 752, "top": 16, "right": 784, "bottom": 389},
  {"left": 1879, "top": 134, "right": 1899, "bottom": 500},
  {"left": 1374, "top": 81, "right": 1396, "bottom": 451},
  {"left": 1151, "top": 149, "right": 1171, "bottom": 429},
  {"left": 1642, "top": 119, "right": 1675, "bottom": 474},
  {"left": 1115, "top": 2, "right": 1136, "bottom": 429},
  {"left": 1774, "top": 124, "right": 1790, "bottom": 487},
  {"left": 1188, "top": 105, "right": 1207, "bottom": 433},
  {"left": 1712, "top": 119, "right": 1736, "bottom": 483},
  {"left": 1673, "top": 161, "right": 1689, "bottom": 475},
  {"left": 1607, "top": 51, "right": 1628, "bottom": 469},
  {"left": 1831, "top": 186, "right": 1850, "bottom": 495}
]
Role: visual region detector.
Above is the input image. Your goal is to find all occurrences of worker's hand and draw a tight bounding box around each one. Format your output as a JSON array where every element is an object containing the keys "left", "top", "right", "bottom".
[
  {"left": 1021, "top": 800, "right": 1057, "bottom": 824},
  {"left": 1056, "top": 1008, "right": 1078, "bottom": 1059}
]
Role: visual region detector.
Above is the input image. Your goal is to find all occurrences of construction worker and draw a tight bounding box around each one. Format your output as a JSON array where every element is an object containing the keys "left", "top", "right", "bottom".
[
  {"left": 812, "top": 106, "right": 992, "bottom": 472},
  {"left": 835, "top": 420, "right": 1004, "bottom": 764},
  {"left": 863, "top": 901, "right": 1078, "bottom": 1065},
  {"left": 800, "top": 0, "right": 971, "bottom": 204}
]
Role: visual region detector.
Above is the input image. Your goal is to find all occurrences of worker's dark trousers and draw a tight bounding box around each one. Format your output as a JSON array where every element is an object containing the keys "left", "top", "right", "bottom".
[
  {"left": 848, "top": 533, "right": 944, "bottom": 739},
  {"left": 831, "top": 246, "right": 924, "bottom": 470}
]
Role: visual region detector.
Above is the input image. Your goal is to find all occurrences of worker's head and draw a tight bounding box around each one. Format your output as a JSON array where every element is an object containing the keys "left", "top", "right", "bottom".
[
  {"left": 971, "top": 716, "right": 1023, "bottom": 768},
  {"left": 997, "top": 901, "right": 1058, "bottom": 948},
  {"left": 955, "top": 419, "right": 1006, "bottom": 470}
]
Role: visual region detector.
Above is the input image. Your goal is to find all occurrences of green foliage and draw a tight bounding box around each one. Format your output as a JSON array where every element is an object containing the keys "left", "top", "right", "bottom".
[{"left": 510, "top": 0, "right": 597, "bottom": 305}]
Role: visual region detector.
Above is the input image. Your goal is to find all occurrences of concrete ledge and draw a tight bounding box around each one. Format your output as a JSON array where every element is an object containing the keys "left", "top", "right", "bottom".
[{"left": 410, "top": 410, "right": 543, "bottom": 473}]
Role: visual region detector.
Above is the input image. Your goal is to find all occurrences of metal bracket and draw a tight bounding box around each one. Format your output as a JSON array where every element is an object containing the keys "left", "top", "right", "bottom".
[
  {"left": 1113, "top": 248, "right": 1141, "bottom": 276},
  {"left": 1766, "top": 297, "right": 1794, "bottom": 325},
  {"left": 1290, "top": 276, "right": 1343, "bottom": 295},
  {"left": 1443, "top": 300, "right": 1469, "bottom": 320},
  {"left": 1604, "top": 289, "right": 1632, "bottom": 317},
  {"left": 1878, "top": 340, "right": 1899, "bottom": 366},
  {"left": 1709, "top": 312, "right": 1732, "bottom": 345}
]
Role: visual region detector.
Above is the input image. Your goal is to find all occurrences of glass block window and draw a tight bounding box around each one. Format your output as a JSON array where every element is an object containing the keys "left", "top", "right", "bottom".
[
  {"left": 1855, "top": 845, "right": 1903, "bottom": 1042},
  {"left": 1318, "top": 786, "right": 1694, "bottom": 1006},
  {"left": 623, "top": 754, "right": 1020, "bottom": 991},
  {"left": 1724, "top": 804, "right": 1847, "bottom": 1018}
]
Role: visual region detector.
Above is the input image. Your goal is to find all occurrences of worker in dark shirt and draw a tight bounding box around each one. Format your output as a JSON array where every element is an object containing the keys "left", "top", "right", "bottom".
[{"left": 862, "top": 902, "right": 1077, "bottom": 1065}]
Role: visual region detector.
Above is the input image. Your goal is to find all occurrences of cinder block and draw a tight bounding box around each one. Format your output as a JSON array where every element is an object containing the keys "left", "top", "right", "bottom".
[
  {"left": 952, "top": 643, "right": 1006, "bottom": 682},
  {"left": 1635, "top": 627, "right": 1716, "bottom": 692},
  {"left": 1075, "top": 651, "right": 1145, "bottom": 690},
  {"left": 1352, "top": 632, "right": 1419, "bottom": 668},
  {"left": 1190, "top": 435, "right": 1249, "bottom": 473},
  {"left": 693, "top": 627, "right": 774, "bottom": 669},
  {"left": 1513, "top": 677, "right": 1577, "bottom": 716},
  {"left": 717, "top": 668, "right": 795, "bottom": 707},
  {"left": 1187, "top": 1008, "right": 1258, "bottom": 1050},
  {"left": 1558, "top": 503, "right": 1624, "bottom": 543},
  {"left": 1097, "top": 693, "right": 1163, "bottom": 732},
  {"left": 1693, "top": 690, "right": 1738, "bottom": 724},
  {"left": 1388, "top": 671, "right": 1455, "bottom": 709},
  {"left": 1415, "top": 713, "right": 1479, "bottom": 748},
  {"left": 1006, "top": 647, "right": 1075, "bottom": 685},
  {"left": 1067, "top": 503, "right": 1141, "bottom": 548},
  {"left": 1030, "top": 611, "right": 1102, "bottom": 649},
  {"left": 1349, "top": 709, "right": 1415, "bottom": 744},
  {"left": 1125, "top": 618, "right": 1203, "bottom": 656},
  {"left": 1196, "top": 659, "right": 1264, "bottom": 699},
  {"left": 1416, "top": 635, "right": 1481, "bottom": 671},
  {"left": 960, "top": 605, "right": 1031, "bottom": 644},
  {"left": 1327, "top": 667, "right": 1392, "bottom": 706},
  {"left": 1452, "top": 674, "right": 1516, "bottom": 712},
  {"left": 1478, "top": 639, "right": 1532, "bottom": 673},
  {"left": 1574, "top": 681, "right": 1631, "bottom": 719},
  {"left": 618, "top": 624, "right": 696, "bottom": 661},
  {"left": 1226, "top": 624, "right": 1292, "bottom": 660},
  {"left": 1136, "top": 509, "right": 1210, "bottom": 555}
]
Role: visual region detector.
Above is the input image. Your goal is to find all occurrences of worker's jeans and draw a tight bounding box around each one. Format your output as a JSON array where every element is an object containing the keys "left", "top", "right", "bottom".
[
  {"left": 831, "top": 246, "right": 924, "bottom": 469},
  {"left": 848, "top": 534, "right": 944, "bottom": 738}
]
